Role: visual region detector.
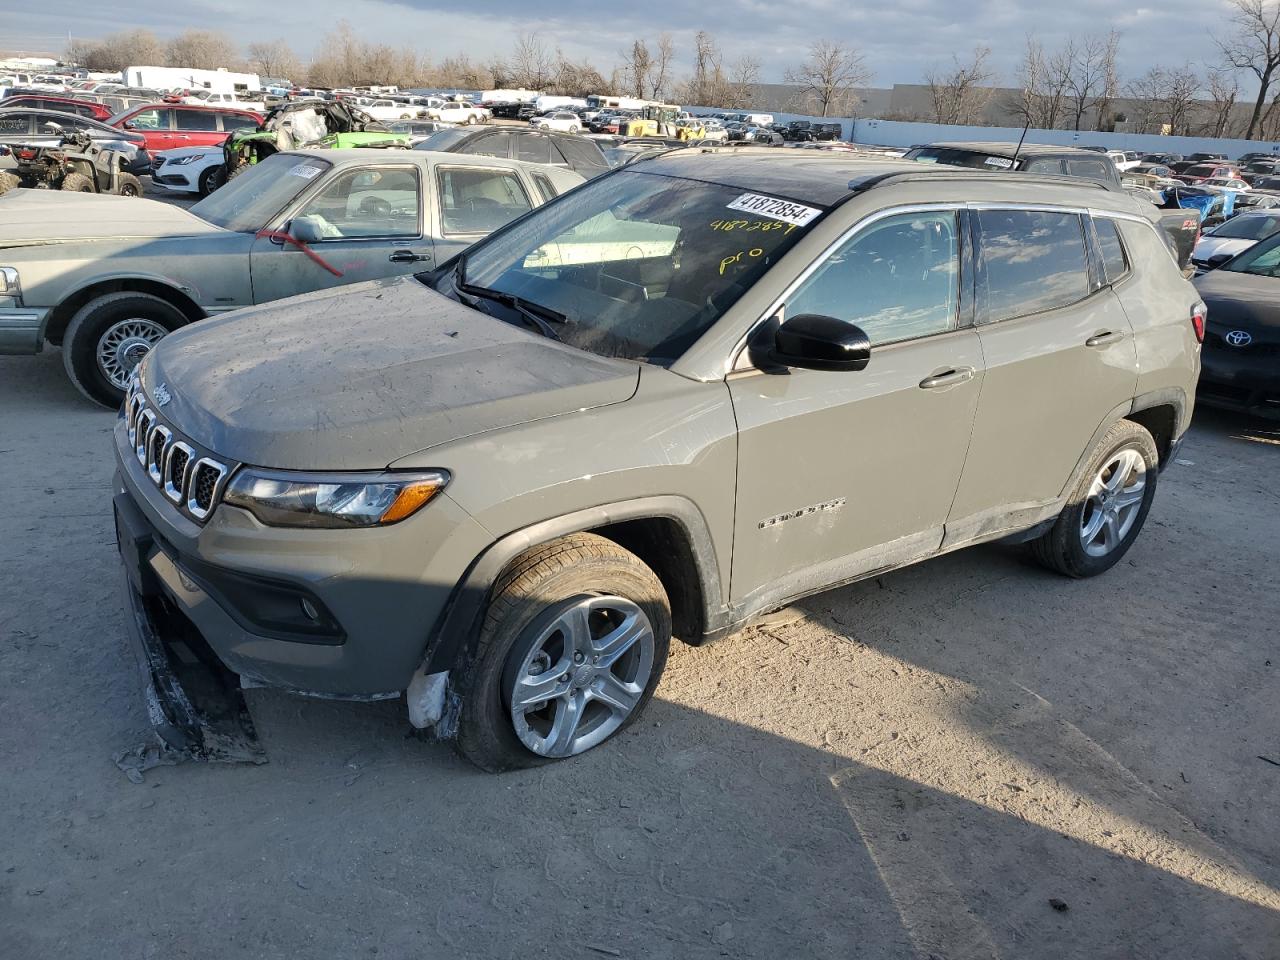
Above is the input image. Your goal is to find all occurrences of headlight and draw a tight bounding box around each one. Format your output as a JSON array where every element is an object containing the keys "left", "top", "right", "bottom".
[
  {"left": 223, "top": 468, "right": 449, "bottom": 528},
  {"left": 0, "top": 266, "right": 20, "bottom": 297},
  {"left": 168, "top": 154, "right": 208, "bottom": 166}
]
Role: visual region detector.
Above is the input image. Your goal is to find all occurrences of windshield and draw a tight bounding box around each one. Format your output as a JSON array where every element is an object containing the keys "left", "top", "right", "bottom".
[
  {"left": 440, "top": 170, "right": 821, "bottom": 364},
  {"left": 904, "top": 147, "right": 1016, "bottom": 170},
  {"left": 1209, "top": 216, "right": 1280, "bottom": 240},
  {"left": 1222, "top": 231, "right": 1280, "bottom": 275},
  {"left": 189, "top": 153, "right": 331, "bottom": 232}
]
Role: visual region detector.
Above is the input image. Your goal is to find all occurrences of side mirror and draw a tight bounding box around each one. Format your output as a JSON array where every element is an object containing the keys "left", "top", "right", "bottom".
[
  {"left": 121, "top": 120, "right": 135, "bottom": 130},
  {"left": 1206, "top": 252, "right": 1233, "bottom": 269},
  {"left": 42, "top": 121, "right": 62, "bottom": 132},
  {"left": 288, "top": 217, "right": 324, "bottom": 244},
  {"left": 770, "top": 314, "right": 871, "bottom": 372}
]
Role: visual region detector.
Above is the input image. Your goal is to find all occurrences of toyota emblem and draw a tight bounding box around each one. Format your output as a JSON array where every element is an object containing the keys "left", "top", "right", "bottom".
[{"left": 1224, "top": 330, "right": 1253, "bottom": 347}]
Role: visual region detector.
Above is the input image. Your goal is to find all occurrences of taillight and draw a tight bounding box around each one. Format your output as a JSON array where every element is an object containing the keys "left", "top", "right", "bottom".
[{"left": 1191, "top": 301, "right": 1206, "bottom": 343}]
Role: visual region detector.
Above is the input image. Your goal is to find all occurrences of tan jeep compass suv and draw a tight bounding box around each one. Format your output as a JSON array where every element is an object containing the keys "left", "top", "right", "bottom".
[{"left": 112, "top": 149, "right": 1204, "bottom": 770}]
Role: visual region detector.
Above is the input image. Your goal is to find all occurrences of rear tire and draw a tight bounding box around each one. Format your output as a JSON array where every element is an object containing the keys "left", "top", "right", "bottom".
[
  {"left": 62, "top": 292, "right": 190, "bottom": 407},
  {"left": 60, "top": 172, "right": 95, "bottom": 193},
  {"left": 1031, "top": 420, "right": 1159, "bottom": 578},
  {"left": 454, "top": 533, "right": 671, "bottom": 772}
]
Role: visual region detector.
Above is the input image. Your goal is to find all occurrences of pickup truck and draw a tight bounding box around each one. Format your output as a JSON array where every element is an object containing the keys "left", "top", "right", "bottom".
[{"left": 0, "top": 149, "right": 581, "bottom": 405}]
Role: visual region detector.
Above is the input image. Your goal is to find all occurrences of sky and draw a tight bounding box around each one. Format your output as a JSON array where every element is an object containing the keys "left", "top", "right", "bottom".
[{"left": 3, "top": 0, "right": 1244, "bottom": 90}]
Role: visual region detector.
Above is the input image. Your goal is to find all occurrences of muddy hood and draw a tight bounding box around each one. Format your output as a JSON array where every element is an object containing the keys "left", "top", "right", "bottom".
[
  {"left": 145, "top": 277, "right": 640, "bottom": 470},
  {"left": 0, "top": 190, "right": 221, "bottom": 246}
]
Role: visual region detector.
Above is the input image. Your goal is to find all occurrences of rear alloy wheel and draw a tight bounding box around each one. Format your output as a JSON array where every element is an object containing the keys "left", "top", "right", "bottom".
[
  {"left": 61, "top": 292, "right": 189, "bottom": 406},
  {"left": 1031, "top": 420, "right": 1159, "bottom": 577},
  {"left": 455, "top": 533, "right": 671, "bottom": 771}
]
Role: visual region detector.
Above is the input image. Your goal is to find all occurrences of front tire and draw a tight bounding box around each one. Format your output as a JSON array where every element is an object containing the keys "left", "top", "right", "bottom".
[
  {"left": 197, "top": 165, "right": 226, "bottom": 197},
  {"left": 1031, "top": 420, "right": 1159, "bottom": 578},
  {"left": 455, "top": 533, "right": 671, "bottom": 771},
  {"left": 62, "top": 292, "right": 190, "bottom": 407},
  {"left": 116, "top": 172, "right": 143, "bottom": 197}
]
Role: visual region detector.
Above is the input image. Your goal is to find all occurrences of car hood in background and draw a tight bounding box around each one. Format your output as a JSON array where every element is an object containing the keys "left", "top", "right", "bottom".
[
  {"left": 145, "top": 277, "right": 641, "bottom": 470},
  {"left": 1193, "top": 269, "right": 1280, "bottom": 330},
  {"left": 1192, "top": 236, "right": 1255, "bottom": 262},
  {"left": 0, "top": 190, "right": 222, "bottom": 246}
]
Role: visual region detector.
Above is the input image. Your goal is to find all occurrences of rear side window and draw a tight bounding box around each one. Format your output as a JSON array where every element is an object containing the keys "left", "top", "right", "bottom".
[
  {"left": 1093, "top": 218, "right": 1129, "bottom": 283},
  {"left": 1067, "top": 158, "right": 1113, "bottom": 182},
  {"left": 976, "top": 210, "right": 1090, "bottom": 322},
  {"left": 556, "top": 138, "right": 606, "bottom": 171},
  {"left": 515, "top": 134, "right": 552, "bottom": 164},
  {"left": 436, "top": 166, "right": 532, "bottom": 235},
  {"left": 462, "top": 133, "right": 510, "bottom": 159},
  {"left": 176, "top": 110, "right": 219, "bottom": 131},
  {"left": 1024, "top": 158, "right": 1064, "bottom": 175},
  {"left": 220, "top": 114, "right": 258, "bottom": 131}
]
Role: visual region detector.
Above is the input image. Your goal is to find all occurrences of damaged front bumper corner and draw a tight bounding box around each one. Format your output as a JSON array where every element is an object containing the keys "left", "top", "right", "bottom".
[{"left": 116, "top": 493, "right": 266, "bottom": 764}]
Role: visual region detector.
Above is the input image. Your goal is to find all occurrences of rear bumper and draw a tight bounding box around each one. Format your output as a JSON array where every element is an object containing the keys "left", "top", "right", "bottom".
[{"left": 0, "top": 307, "right": 47, "bottom": 354}]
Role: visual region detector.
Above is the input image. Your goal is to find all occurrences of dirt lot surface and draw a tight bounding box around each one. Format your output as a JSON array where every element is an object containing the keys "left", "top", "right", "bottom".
[{"left": 2, "top": 346, "right": 1278, "bottom": 960}]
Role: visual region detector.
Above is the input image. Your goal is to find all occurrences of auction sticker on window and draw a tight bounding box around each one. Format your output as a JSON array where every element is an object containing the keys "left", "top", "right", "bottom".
[
  {"left": 726, "top": 193, "right": 822, "bottom": 227},
  {"left": 288, "top": 163, "right": 323, "bottom": 179},
  {"left": 983, "top": 156, "right": 1014, "bottom": 169}
]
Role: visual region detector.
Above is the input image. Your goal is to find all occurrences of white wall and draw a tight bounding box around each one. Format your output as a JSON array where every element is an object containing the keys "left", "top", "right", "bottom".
[{"left": 852, "top": 118, "right": 1280, "bottom": 158}]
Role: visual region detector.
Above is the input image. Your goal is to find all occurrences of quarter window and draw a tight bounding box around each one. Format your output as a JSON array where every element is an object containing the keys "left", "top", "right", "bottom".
[
  {"left": 784, "top": 211, "right": 961, "bottom": 346},
  {"left": 436, "top": 167, "right": 532, "bottom": 235},
  {"left": 291, "top": 166, "right": 422, "bottom": 239},
  {"left": 976, "top": 210, "right": 1090, "bottom": 322},
  {"left": 531, "top": 173, "right": 557, "bottom": 203},
  {"left": 1093, "top": 218, "right": 1129, "bottom": 284}
]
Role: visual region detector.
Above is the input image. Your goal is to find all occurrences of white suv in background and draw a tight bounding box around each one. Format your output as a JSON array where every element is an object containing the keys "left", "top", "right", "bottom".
[
  {"left": 531, "top": 111, "right": 583, "bottom": 133},
  {"left": 427, "top": 101, "right": 490, "bottom": 125}
]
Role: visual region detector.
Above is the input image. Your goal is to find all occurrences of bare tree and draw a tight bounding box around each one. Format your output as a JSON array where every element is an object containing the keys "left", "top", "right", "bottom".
[
  {"left": 680, "top": 31, "right": 729, "bottom": 106},
  {"left": 65, "top": 29, "right": 163, "bottom": 72},
  {"left": 725, "top": 56, "right": 761, "bottom": 109},
  {"left": 1125, "top": 65, "right": 1199, "bottom": 135},
  {"left": 620, "top": 39, "right": 653, "bottom": 99},
  {"left": 925, "top": 45, "right": 994, "bottom": 125},
  {"left": 1065, "top": 31, "right": 1120, "bottom": 131},
  {"left": 784, "top": 40, "right": 870, "bottom": 116},
  {"left": 246, "top": 40, "right": 301, "bottom": 81},
  {"left": 651, "top": 33, "right": 675, "bottom": 100},
  {"left": 1206, "top": 68, "right": 1241, "bottom": 137},
  {"left": 1217, "top": 0, "right": 1280, "bottom": 139},
  {"left": 306, "top": 21, "right": 422, "bottom": 87},
  {"left": 165, "top": 30, "right": 239, "bottom": 71},
  {"left": 432, "top": 55, "right": 494, "bottom": 91},
  {"left": 1008, "top": 36, "right": 1074, "bottom": 129},
  {"left": 508, "top": 32, "right": 552, "bottom": 90},
  {"left": 549, "top": 50, "right": 605, "bottom": 97}
]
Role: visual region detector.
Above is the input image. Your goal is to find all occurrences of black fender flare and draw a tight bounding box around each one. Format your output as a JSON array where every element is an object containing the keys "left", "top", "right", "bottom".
[{"left": 422, "top": 495, "right": 728, "bottom": 674}]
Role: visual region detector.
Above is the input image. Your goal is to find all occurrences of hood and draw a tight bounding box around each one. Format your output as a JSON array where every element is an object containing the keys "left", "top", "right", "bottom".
[
  {"left": 1193, "top": 269, "right": 1280, "bottom": 330},
  {"left": 145, "top": 276, "right": 641, "bottom": 470},
  {"left": 157, "top": 145, "right": 220, "bottom": 161},
  {"left": 1193, "top": 236, "right": 1254, "bottom": 261},
  {"left": 0, "top": 191, "right": 221, "bottom": 247}
]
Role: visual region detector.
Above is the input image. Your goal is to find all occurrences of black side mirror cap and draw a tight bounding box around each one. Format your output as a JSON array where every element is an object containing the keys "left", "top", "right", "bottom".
[
  {"left": 1207, "top": 252, "right": 1233, "bottom": 268},
  {"left": 770, "top": 313, "right": 871, "bottom": 372}
]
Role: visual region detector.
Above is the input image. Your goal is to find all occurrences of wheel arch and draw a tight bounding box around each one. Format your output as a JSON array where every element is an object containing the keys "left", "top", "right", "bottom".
[
  {"left": 422, "top": 496, "right": 729, "bottom": 675},
  {"left": 1058, "top": 388, "right": 1188, "bottom": 502},
  {"left": 45, "top": 277, "right": 206, "bottom": 346}
]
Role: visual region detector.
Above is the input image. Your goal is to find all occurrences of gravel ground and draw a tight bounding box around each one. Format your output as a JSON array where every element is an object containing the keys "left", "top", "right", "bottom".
[{"left": 1, "top": 345, "right": 1278, "bottom": 960}]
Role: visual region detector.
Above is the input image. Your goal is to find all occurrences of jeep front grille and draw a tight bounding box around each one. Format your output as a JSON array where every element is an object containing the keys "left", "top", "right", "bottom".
[{"left": 124, "top": 380, "right": 230, "bottom": 524}]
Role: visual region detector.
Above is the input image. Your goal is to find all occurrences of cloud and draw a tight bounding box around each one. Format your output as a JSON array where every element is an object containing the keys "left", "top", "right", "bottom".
[{"left": 6, "top": 0, "right": 1245, "bottom": 91}]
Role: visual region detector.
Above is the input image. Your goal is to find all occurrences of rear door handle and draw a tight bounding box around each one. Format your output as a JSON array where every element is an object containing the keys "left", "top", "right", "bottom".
[
  {"left": 918, "top": 366, "right": 975, "bottom": 390},
  {"left": 388, "top": 250, "right": 431, "bottom": 263},
  {"left": 1085, "top": 330, "right": 1123, "bottom": 347}
]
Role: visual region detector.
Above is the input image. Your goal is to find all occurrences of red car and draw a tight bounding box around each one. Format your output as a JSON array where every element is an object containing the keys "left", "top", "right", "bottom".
[
  {"left": 0, "top": 94, "right": 114, "bottom": 122},
  {"left": 108, "top": 103, "right": 263, "bottom": 152},
  {"left": 1172, "top": 163, "right": 1241, "bottom": 185}
]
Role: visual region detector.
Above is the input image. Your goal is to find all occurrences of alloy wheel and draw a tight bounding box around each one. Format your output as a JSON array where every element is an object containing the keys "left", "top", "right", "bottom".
[
  {"left": 1079, "top": 447, "right": 1147, "bottom": 557},
  {"left": 504, "top": 595, "right": 655, "bottom": 758},
  {"left": 96, "top": 317, "right": 168, "bottom": 389}
]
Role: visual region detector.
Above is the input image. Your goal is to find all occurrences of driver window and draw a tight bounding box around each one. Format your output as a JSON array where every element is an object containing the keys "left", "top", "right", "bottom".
[
  {"left": 436, "top": 167, "right": 532, "bottom": 235},
  {"left": 785, "top": 211, "right": 961, "bottom": 346},
  {"left": 292, "top": 166, "right": 422, "bottom": 239}
]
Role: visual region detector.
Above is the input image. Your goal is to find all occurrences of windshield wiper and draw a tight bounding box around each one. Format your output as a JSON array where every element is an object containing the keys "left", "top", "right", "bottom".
[{"left": 457, "top": 279, "right": 568, "bottom": 343}]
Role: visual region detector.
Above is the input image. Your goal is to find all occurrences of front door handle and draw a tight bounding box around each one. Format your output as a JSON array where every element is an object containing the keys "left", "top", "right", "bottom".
[
  {"left": 1085, "top": 330, "right": 1123, "bottom": 347},
  {"left": 919, "top": 367, "right": 975, "bottom": 390},
  {"left": 389, "top": 250, "right": 431, "bottom": 263}
]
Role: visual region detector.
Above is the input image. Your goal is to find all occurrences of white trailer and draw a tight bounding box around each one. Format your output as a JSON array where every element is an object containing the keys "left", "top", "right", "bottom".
[
  {"left": 123, "top": 65, "right": 261, "bottom": 94},
  {"left": 481, "top": 88, "right": 540, "bottom": 103},
  {"left": 533, "top": 95, "right": 587, "bottom": 113}
]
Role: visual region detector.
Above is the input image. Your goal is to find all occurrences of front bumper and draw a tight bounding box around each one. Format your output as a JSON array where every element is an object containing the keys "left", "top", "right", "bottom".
[
  {"left": 113, "top": 417, "right": 491, "bottom": 698},
  {"left": 150, "top": 170, "right": 197, "bottom": 191},
  {"left": 1198, "top": 333, "right": 1280, "bottom": 417},
  {"left": 0, "top": 306, "right": 48, "bottom": 354}
]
